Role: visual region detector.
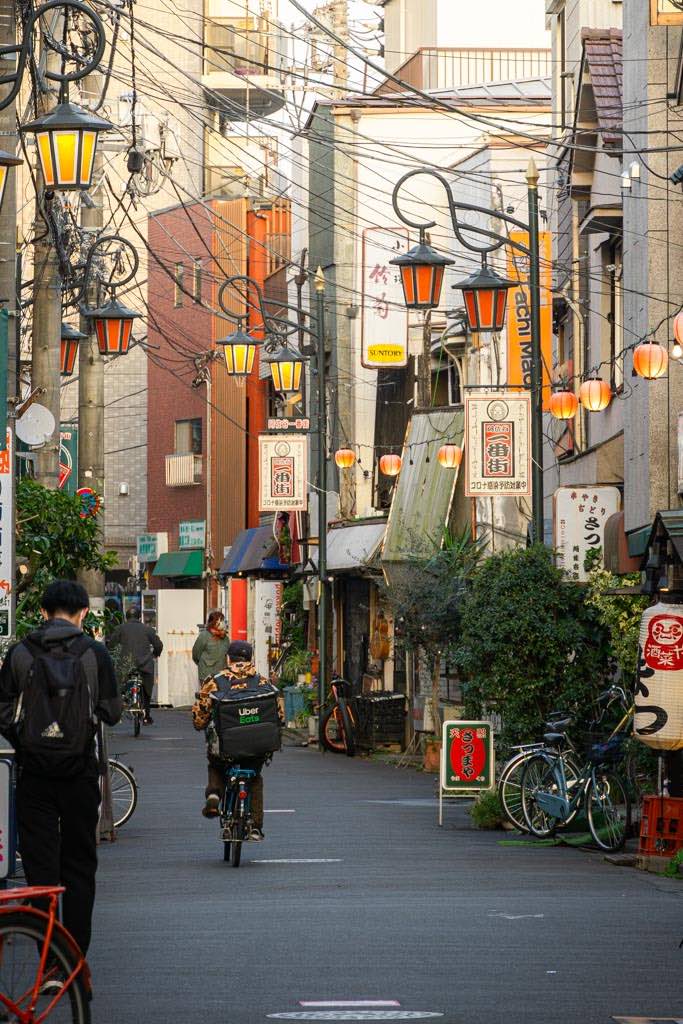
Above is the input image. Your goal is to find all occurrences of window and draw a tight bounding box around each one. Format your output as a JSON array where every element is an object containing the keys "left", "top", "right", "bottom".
[
  {"left": 174, "top": 263, "right": 184, "bottom": 307},
  {"left": 193, "top": 259, "right": 202, "bottom": 303},
  {"left": 175, "top": 418, "right": 202, "bottom": 454}
]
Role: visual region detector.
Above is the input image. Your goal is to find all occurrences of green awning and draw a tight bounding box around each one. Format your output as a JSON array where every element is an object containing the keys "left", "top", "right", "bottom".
[{"left": 152, "top": 550, "right": 204, "bottom": 578}]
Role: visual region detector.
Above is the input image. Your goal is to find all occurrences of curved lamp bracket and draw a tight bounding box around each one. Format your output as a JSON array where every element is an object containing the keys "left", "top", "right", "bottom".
[{"left": 78, "top": 233, "right": 139, "bottom": 304}]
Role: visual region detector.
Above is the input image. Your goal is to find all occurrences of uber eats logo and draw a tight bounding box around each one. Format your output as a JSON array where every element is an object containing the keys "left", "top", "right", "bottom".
[{"left": 238, "top": 706, "right": 261, "bottom": 725}]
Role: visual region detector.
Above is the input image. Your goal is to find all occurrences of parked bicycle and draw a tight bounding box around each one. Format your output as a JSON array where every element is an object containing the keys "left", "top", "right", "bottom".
[
  {"left": 219, "top": 766, "right": 259, "bottom": 868},
  {"left": 319, "top": 676, "right": 356, "bottom": 757},
  {"left": 121, "top": 672, "right": 145, "bottom": 738},
  {"left": 108, "top": 758, "right": 138, "bottom": 830},
  {"left": 0, "top": 885, "right": 91, "bottom": 1023}
]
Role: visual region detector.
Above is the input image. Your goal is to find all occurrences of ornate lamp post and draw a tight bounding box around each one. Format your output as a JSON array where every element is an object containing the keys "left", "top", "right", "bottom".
[
  {"left": 390, "top": 161, "right": 546, "bottom": 544},
  {"left": 80, "top": 235, "right": 141, "bottom": 357}
]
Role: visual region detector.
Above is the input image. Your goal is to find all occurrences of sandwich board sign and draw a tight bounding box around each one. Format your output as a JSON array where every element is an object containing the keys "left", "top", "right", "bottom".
[{"left": 439, "top": 720, "right": 494, "bottom": 825}]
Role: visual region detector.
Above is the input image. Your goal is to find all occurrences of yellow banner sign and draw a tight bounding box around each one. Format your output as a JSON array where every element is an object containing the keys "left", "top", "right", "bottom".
[{"left": 506, "top": 231, "right": 553, "bottom": 411}]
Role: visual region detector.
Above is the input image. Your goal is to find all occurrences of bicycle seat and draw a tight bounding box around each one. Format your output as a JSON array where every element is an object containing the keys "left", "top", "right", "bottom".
[
  {"left": 543, "top": 731, "right": 570, "bottom": 748},
  {"left": 543, "top": 716, "right": 571, "bottom": 733}
]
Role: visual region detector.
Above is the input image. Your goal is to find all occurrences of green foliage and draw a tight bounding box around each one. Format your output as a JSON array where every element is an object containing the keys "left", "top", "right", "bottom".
[
  {"left": 280, "top": 648, "right": 311, "bottom": 685},
  {"left": 469, "top": 789, "right": 504, "bottom": 830},
  {"left": 584, "top": 566, "right": 648, "bottom": 679},
  {"left": 15, "top": 479, "right": 116, "bottom": 635},
  {"left": 454, "top": 545, "right": 610, "bottom": 749},
  {"left": 664, "top": 848, "right": 683, "bottom": 879},
  {"left": 279, "top": 581, "right": 306, "bottom": 651}
]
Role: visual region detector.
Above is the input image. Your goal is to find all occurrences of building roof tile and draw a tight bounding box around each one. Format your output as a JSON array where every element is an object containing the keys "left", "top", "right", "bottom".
[{"left": 581, "top": 28, "right": 623, "bottom": 147}]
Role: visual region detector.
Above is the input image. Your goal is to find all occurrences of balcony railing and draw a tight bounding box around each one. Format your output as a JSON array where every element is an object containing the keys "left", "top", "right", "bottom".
[
  {"left": 165, "top": 453, "right": 202, "bottom": 487},
  {"left": 378, "top": 47, "right": 552, "bottom": 94}
]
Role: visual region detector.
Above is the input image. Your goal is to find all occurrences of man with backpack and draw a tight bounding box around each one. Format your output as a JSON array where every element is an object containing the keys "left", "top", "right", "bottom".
[
  {"left": 0, "top": 580, "right": 122, "bottom": 957},
  {"left": 108, "top": 605, "right": 163, "bottom": 724}
]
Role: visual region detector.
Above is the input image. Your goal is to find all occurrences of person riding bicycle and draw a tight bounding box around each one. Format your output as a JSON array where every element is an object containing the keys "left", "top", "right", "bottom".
[
  {"left": 109, "top": 607, "right": 163, "bottom": 725},
  {"left": 192, "top": 640, "right": 278, "bottom": 839}
]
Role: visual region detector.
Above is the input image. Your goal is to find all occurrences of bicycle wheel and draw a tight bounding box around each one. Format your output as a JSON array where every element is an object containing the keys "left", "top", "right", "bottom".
[
  {"left": 338, "top": 699, "right": 356, "bottom": 757},
  {"left": 585, "top": 769, "right": 629, "bottom": 851},
  {"left": 133, "top": 713, "right": 141, "bottom": 738},
  {"left": 0, "top": 911, "right": 90, "bottom": 1023},
  {"left": 108, "top": 760, "right": 138, "bottom": 829},
  {"left": 498, "top": 752, "right": 533, "bottom": 832},
  {"left": 321, "top": 709, "right": 346, "bottom": 753},
  {"left": 230, "top": 821, "right": 244, "bottom": 868},
  {"left": 520, "top": 754, "right": 560, "bottom": 838}
]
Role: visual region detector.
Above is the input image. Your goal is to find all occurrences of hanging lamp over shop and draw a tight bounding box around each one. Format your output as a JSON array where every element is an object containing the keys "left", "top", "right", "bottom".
[
  {"left": 266, "top": 343, "right": 304, "bottom": 395},
  {"left": 453, "top": 259, "right": 516, "bottom": 334},
  {"left": 20, "top": 102, "right": 113, "bottom": 191},
  {"left": 389, "top": 238, "right": 454, "bottom": 310},
  {"left": 86, "top": 297, "right": 140, "bottom": 356},
  {"left": 60, "top": 322, "right": 87, "bottom": 376},
  {"left": 221, "top": 326, "right": 262, "bottom": 376}
]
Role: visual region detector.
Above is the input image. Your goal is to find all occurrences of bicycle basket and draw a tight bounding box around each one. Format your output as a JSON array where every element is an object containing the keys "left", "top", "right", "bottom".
[{"left": 585, "top": 733, "right": 626, "bottom": 765}]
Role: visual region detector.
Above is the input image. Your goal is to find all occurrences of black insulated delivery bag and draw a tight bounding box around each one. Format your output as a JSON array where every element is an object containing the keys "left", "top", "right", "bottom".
[{"left": 212, "top": 685, "right": 281, "bottom": 760}]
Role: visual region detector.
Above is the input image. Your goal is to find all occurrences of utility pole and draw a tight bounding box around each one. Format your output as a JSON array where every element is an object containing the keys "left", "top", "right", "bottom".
[
  {"left": 77, "top": 71, "right": 105, "bottom": 606},
  {"left": 314, "top": 267, "right": 329, "bottom": 747},
  {"left": 526, "top": 157, "right": 544, "bottom": 545},
  {"left": 419, "top": 310, "right": 432, "bottom": 407}
]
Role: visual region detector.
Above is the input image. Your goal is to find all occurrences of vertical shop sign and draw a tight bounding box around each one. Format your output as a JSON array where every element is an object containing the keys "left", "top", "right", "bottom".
[
  {"left": 441, "top": 720, "right": 494, "bottom": 791},
  {"left": 361, "top": 227, "right": 409, "bottom": 368},
  {"left": 465, "top": 394, "right": 531, "bottom": 496},
  {"left": 553, "top": 486, "right": 621, "bottom": 581},
  {"left": 58, "top": 426, "right": 79, "bottom": 494},
  {"left": 0, "top": 430, "right": 13, "bottom": 638},
  {"left": 506, "top": 230, "right": 553, "bottom": 410},
  {"left": 259, "top": 434, "right": 308, "bottom": 512}
]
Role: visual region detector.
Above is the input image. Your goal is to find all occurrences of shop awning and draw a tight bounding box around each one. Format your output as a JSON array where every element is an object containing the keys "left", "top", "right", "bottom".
[
  {"left": 219, "top": 526, "right": 290, "bottom": 577},
  {"left": 327, "top": 520, "right": 387, "bottom": 573},
  {"left": 381, "top": 407, "right": 464, "bottom": 584},
  {"left": 152, "top": 550, "right": 203, "bottom": 578}
]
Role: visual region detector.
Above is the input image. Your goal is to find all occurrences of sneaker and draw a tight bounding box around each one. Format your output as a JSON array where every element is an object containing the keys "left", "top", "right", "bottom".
[
  {"left": 202, "top": 794, "right": 220, "bottom": 818},
  {"left": 143, "top": 715, "right": 154, "bottom": 725},
  {"left": 250, "top": 826, "right": 264, "bottom": 841}
]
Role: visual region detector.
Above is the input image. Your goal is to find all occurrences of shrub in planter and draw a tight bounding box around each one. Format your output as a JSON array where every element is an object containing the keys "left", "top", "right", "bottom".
[{"left": 469, "top": 789, "right": 504, "bottom": 830}]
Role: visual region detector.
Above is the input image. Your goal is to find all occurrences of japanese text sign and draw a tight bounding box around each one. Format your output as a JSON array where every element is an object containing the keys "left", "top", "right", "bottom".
[
  {"left": 636, "top": 601, "right": 683, "bottom": 750},
  {"left": 361, "top": 226, "right": 409, "bottom": 369},
  {"left": 506, "top": 231, "right": 553, "bottom": 411},
  {"left": 259, "top": 433, "right": 308, "bottom": 512},
  {"left": 0, "top": 430, "right": 12, "bottom": 638},
  {"left": 465, "top": 394, "right": 531, "bottom": 496},
  {"left": 179, "top": 520, "right": 206, "bottom": 549},
  {"left": 553, "top": 486, "right": 620, "bottom": 581},
  {"left": 137, "top": 532, "right": 168, "bottom": 563},
  {"left": 441, "top": 720, "right": 494, "bottom": 792}
]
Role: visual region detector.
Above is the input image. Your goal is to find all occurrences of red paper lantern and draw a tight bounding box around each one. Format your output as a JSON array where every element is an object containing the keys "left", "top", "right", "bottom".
[
  {"left": 334, "top": 448, "right": 355, "bottom": 469},
  {"left": 579, "top": 378, "right": 612, "bottom": 412},
  {"left": 379, "top": 453, "right": 402, "bottom": 477},
  {"left": 673, "top": 311, "right": 683, "bottom": 345},
  {"left": 437, "top": 444, "right": 462, "bottom": 468},
  {"left": 549, "top": 390, "right": 578, "bottom": 420},
  {"left": 633, "top": 341, "right": 668, "bottom": 380}
]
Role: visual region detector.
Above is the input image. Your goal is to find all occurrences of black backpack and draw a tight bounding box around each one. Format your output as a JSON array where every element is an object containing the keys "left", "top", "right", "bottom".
[{"left": 14, "top": 636, "right": 98, "bottom": 777}]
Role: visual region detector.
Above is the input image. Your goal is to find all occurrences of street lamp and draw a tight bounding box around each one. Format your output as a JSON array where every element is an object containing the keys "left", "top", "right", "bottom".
[
  {"left": 60, "top": 321, "right": 87, "bottom": 376},
  {"left": 391, "top": 161, "right": 546, "bottom": 543},
  {"left": 389, "top": 234, "right": 454, "bottom": 310},
  {"left": 221, "top": 324, "right": 262, "bottom": 376},
  {"left": 20, "top": 101, "right": 113, "bottom": 191},
  {"left": 80, "top": 235, "right": 142, "bottom": 356},
  {"left": 88, "top": 296, "right": 141, "bottom": 356},
  {"left": 265, "top": 342, "right": 304, "bottom": 395},
  {"left": 0, "top": 150, "right": 22, "bottom": 213}
]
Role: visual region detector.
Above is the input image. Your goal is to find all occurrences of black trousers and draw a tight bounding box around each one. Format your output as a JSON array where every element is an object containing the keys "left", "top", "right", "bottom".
[
  {"left": 16, "top": 771, "right": 101, "bottom": 955},
  {"left": 139, "top": 671, "right": 154, "bottom": 715}
]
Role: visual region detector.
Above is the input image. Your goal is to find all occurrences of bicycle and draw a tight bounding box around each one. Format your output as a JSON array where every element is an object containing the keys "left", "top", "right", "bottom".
[
  {"left": 219, "top": 766, "right": 259, "bottom": 868},
  {"left": 107, "top": 759, "right": 137, "bottom": 830},
  {"left": 0, "top": 885, "right": 91, "bottom": 1023},
  {"left": 498, "top": 717, "right": 581, "bottom": 833},
  {"left": 319, "top": 677, "right": 356, "bottom": 757},
  {"left": 120, "top": 673, "right": 145, "bottom": 738}
]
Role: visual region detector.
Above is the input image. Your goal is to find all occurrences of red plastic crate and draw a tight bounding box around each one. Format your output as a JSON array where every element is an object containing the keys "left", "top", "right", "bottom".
[{"left": 639, "top": 795, "right": 683, "bottom": 856}]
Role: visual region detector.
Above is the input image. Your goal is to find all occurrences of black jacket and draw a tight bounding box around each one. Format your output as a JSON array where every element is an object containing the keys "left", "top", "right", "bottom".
[
  {"left": 109, "top": 619, "right": 163, "bottom": 674},
  {"left": 0, "top": 618, "right": 122, "bottom": 773}
]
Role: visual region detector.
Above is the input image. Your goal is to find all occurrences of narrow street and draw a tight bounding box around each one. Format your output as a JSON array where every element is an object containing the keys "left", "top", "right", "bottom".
[{"left": 90, "top": 713, "right": 682, "bottom": 1024}]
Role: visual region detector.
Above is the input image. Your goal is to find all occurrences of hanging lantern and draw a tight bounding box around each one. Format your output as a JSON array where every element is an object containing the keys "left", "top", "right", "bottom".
[
  {"left": 672, "top": 340, "right": 683, "bottom": 361},
  {"left": 335, "top": 448, "right": 355, "bottom": 469},
  {"left": 635, "top": 601, "right": 683, "bottom": 750},
  {"left": 86, "top": 297, "right": 140, "bottom": 356},
  {"left": 267, "top": 343, "right": 304, "bottom": 394},
  {"left": 379, "top": 453, "right": 402, "bottom": 477},
  {"left": 549, "top": 390, "right": 578, "bottom": 420},
  {"left": 673, "top": 311, "right": 683, "bottom": 345},
  {"left": 20, "top": 102, "right": 113, "bottom": 191},
  {"left": 220, "top": 326, "right": 261, "bottom": 376},
  {"left": 0, "top": 149, "right": 22, "bottom": 213},
  {"left": 60, "top": 322, "right": 86, "bottom": 377},
  {"left": 579, "top": 378, "right": 612, "bottom": 412},
  {"left": 633, "top": 341, "right": 668, "bottom": 380},
  {"left": 437, "top": 444, "right": 462, "bottom": 468},
  {"left": 453, "top": 261, "right": 517, "bottom": 333},
  {"left": 389, "top": 241, "right": 454, "bottom": 310}
]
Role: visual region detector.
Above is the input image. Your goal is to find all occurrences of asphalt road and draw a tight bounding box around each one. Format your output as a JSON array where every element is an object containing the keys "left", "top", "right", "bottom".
[{"left": 89, "top": 711, "right": 682, "bottom": 1024}]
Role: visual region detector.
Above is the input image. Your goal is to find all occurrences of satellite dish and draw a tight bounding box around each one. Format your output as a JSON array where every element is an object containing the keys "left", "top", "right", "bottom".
[{"left": 16, "top": 404, "right": 56, "bottom": 447}]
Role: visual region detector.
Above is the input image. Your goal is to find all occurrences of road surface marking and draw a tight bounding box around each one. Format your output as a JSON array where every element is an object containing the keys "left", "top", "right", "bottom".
[
  {"left": 489, "top": 912, "right": 544, "bottom": 920},
  {"left": 267, "top": 1013, "right": 443, "bottom": 1021},
  {"left": 300, "top": 1003, "right": 401, "bottom": 1009},
  {"left": 265, "top": 809, "right": 296, "bottom": 813},
  {"left": 253, "top": 858, "right": 343, "bottom": 864},
  {"left": 612, "top": 1018, "right": 683, "bottom": 1023}
]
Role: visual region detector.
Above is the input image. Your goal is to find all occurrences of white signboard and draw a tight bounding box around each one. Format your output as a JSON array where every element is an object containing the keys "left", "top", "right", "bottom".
[
  {"left": 0, "top": 431, "right": 13, "bottom": 639},
  {"left": 361, "top": 226, "right": 409, "bottom": 369},
  {"left": 465, "top": 394, "right": 531, "bottom": 497},
  {"left": 179, "top": 520, "right": 206, "bottom": 549},
  {"left": 554, "top": 486, "right": 621, "bottom": 581},
  {"left": 137, "top": 532, "right": 168, "bottom": 563},
  {"left": 259, "top": 434, "right": 308, "bottom": 512}
]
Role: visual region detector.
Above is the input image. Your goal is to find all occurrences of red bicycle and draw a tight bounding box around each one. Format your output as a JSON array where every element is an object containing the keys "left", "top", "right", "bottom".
[{"left": 0, "top": 886, "right": 91, "bottom": 1023}]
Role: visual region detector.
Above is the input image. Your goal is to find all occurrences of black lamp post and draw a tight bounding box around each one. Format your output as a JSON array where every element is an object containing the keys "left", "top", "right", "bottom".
[{"left": 80, "top": 234, "right": 142, "bottom": 357}]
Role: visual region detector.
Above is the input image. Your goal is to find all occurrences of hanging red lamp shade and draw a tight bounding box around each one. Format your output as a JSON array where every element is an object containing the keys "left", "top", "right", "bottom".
[
  {"left": 633, "top": 341, "right": 668, "bottom": 380},
  {"left": 453, "top": 260, "right": 517, "bottom": 334},
  {"left": 86, "top": 297, "right": 140, "bottom": 356},
  {"left": 579, "top": 378, "right": 612, "bottom": 412},
  {"left": 60, "top": 322, "right": 87, "bottom": 377},
  {"left": 389, "top": 241, "right": 454, "bottom": 310},
  {"left": 549, "top": 389, "right": 578, "bottom": 420},
  {"left": 437, "top": 444, "right": 462, "bottom": 468},
  {"left": 379, "top": 453, "right": 402, "bottom": 477},
  {"left": 335, "top": 448, "right": 356, "bottom": 469}
]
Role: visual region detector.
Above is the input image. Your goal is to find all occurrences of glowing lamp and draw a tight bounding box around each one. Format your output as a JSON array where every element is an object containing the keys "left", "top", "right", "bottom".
[
  {"left": 379, "top": 453, "right": 402, "bottom": 477},
  {"left": 87, "top": 297, "right": 140, "bottom": 356},
  {"left": 20, "top": 102, "right": 113, "bottom": 191},
  {"left": 453, "top": 261, "right": 516, "bottom": 333},
  {"left": 579, "top": 378, "right": 612, "bottom": 412},
  {"left": 221, "top": 327, "right": 261, "bottom": 376},
  {"left": 437, "top": 444, "right": 462, "bottom": 468},
  {"left": 0, "top": 149, "right": 22, "bottom": 213},
  {"left": 549, "top": 390, "right": 578, "bottom": 420},
  {"left": 60, "top": 322, "right": 87, "bottom": 377},
  {"left": 673, "top": 340, "right": 683, "bottom": 361},
  {"left": 673, "top": 311, "right": 683, "bottom": 345},
  {"left": 335, "top": 448, "right": 356, "bottom": 469},
  {"left": 389, "top": 241, "right": 454, "bottom": 310},
  {"left": 267, "top": 343, "right": 304, "bottom": 394},
  {"left": 633, "top": 341, "right": 668, "bottom": 380}
]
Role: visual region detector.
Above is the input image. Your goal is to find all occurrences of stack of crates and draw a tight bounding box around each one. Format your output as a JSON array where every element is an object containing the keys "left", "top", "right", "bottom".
[
  {"left": 638, "top": 795, "right": 683, "bottom": 859},
  {"left": 355, "top": 692, "right": 407, "bottom": 749}
]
